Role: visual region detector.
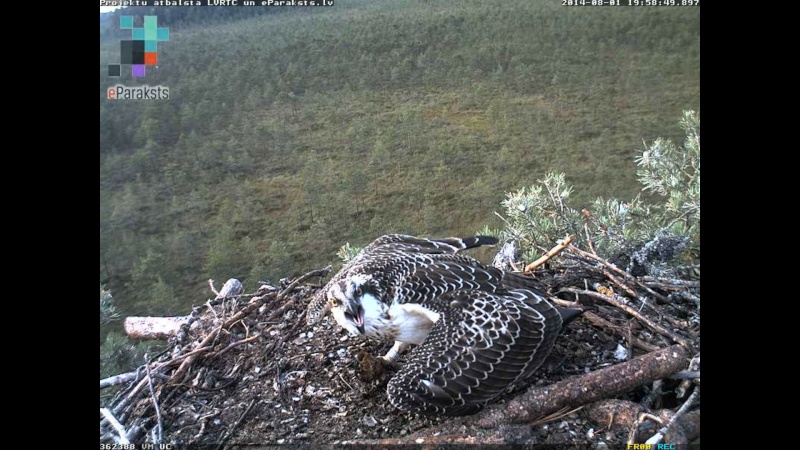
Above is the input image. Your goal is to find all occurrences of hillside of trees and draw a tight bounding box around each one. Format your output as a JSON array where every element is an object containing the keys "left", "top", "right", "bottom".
[{"left": 99, "top": 0, "right": 699, "bottom": 327}]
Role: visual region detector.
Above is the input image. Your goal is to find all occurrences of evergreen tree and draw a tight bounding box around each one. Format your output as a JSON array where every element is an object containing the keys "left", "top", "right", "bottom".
[{"left": 484, "top": 111, "right": 700, "bottom": 274}]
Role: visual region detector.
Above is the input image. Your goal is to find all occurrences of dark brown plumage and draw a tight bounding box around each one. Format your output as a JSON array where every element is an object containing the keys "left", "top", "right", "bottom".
[{"left": 306, "top": 234, "right": 578, "bottom": 415}]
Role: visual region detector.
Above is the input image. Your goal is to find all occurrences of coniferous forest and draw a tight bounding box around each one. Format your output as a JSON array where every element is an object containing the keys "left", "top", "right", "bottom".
[{"left": 100, "top": 0, "right": 699, "bottom": 327}]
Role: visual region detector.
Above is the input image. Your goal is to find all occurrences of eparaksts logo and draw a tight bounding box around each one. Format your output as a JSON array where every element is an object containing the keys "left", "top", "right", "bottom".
[{"left": 107, "top": 85, "right": 170, "bottom": 100}]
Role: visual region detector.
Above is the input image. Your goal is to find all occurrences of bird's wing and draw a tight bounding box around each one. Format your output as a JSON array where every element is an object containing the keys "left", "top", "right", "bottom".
[
  {"left": 306, "top": 234, "right": 498, "bottom": 324},
  {"left": 366, "top": 234, "right": 498, "bottom": 254},
  {"left": 395, "top": 259, "right": 504, "bottom": 304},
  {"left": 386, "top": 288, "right": 562, "bottom": 415}
]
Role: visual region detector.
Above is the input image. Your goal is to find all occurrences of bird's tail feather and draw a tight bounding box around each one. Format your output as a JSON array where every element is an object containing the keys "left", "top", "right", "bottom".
[
  {"left": 438, "top": 235, "right": 498, "bottom": 251},
  {"left": 500, "top": 270, "right": 548, "bottom": 292},
  {"left": 556, "top": 306, "right": 583, "bottom": 328}
]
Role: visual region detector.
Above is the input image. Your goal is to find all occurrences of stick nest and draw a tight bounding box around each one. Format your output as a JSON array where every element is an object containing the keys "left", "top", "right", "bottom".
[{"left": 100, "top": 249, "right": 700, "bottom": 446}]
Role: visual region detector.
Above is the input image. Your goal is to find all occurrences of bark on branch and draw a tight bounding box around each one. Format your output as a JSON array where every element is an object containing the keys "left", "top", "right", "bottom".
[
  {"left": 124, "top": 316, "right": 191, "bottom": 340},
  {"left": 100, "top": 371, "right": 142, "bottom": 390},
  {"left": 470, "top": 344, "right": 688, "bottom": 428},
  {"left": 362, "top": 345, "right": 688, "bottom": 445}
]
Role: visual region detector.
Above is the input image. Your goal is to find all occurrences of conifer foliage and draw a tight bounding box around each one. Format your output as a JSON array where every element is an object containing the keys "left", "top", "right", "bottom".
[{"left": 482, "top": 111, "right": 700, "bottom": 275}]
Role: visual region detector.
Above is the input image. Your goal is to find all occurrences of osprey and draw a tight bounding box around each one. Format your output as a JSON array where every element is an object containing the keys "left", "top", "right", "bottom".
[{"left": 306, "top": 234, "right": 580, "bottom": 415}]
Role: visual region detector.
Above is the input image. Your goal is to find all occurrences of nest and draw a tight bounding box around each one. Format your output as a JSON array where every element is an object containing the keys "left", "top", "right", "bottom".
[{"left": 100, "top": 246, "right": 699, "bottom": 446}]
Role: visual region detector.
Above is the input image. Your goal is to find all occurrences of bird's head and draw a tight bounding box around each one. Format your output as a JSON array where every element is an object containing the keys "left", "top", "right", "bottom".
[{"left": 328, "top": 273, "right": 381, "bottom": 336}]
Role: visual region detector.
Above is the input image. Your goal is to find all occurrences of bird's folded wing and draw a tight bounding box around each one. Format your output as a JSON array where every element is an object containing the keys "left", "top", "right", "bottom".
[
  {"left": 366, "top": 234, "right": 498, "bottom": 254},
  {"left": 387, "top": 288, "right": 562, "bottom": 415}
]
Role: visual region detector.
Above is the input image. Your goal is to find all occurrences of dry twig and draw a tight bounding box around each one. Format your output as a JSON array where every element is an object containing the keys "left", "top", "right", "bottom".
[
  {"left": 627, "top": 413, "right": 664, "bottom": 445},
  {"left": 100, "top": 407, "right": 130, "bottom": 444},
  {"left": 560, "top": 288, "right": 690, "bottom": 348},
  {"left": 145, "top": 363, "right": 163, "bottom": 443},
  {"left": 582, "top": 311, "right": 660, "bottom": 352},
  {"left": 524, "top": 235, "right": 573, "bottom": 273},
  {"left": 215, "top": 398, "right": 256, "bottom": 450},
  {"left": 567, "top": 245, "right": 671, "bottom": 304},
  {"left": 644, "top": 386, "right": 700, "bottom": 445}
]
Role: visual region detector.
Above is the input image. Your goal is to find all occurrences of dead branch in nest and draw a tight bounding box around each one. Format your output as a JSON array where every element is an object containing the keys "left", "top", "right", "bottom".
[
  {"left": 264, "top": 266, "right": 331, "bottom": 322},
  {"left": 567, "top": 244, "right": 671, "bottom": 304},
  {"left": 102, "top": 266, "right": 330, "bottom": 444},
  {"left": 124, "top": 316, "right": 191, "bottom": 340},
  {"left": 560, "top": 287, "right": 691, "bottom": 348},
  {"left": 582, "top": 311, "right": 660, "bottom": 353},
  {"left": 100, "top": 408, "right": 130, "bottom": 444},
  {"left": 361, "top": 345, "right": 688, "bottom": 445},
  {"left": 125, "top": 279, "right": 245, "bottom": 341},
  {"left": 425, "top": 346, "right": 681, "bottom": 442},
  {"left": 549, "top": 296, "right": 581, "bottom": 308},
  {"left": 628, "top": 412, "right": 665, "bottom": 445},
  {"left": 213, "top": 266, "right": 331, "bottom": 335},
  {"left": 642, "top": 276, "right": 700, "bottom": 289},
  {"left": 597, "top": 271, "right": 677, "bottom": 329},
  {"left": 112, "top": 376, "right": 149, "bottom": 417},
  {"left": 676, "top": 353, "right": 700, "bottom": 398},
  {"left": 671, "top": 370, "right": 699, "bottom": 380},
  {"left": 145, "top": 363, "right": 163, "bottom": 443},
  {"left": 168, "top": 267, "right": 332, "bottom": 382},
  {"left": 585, "top": 390, "right": 700, "bottom": 444},
  {"left": 169, "top": 326, "right": 222, "bottom": 383},
  {"left": 101, "top": 371, "right": 143, "bottom": 390},
  {"left": 215, "top": 398, "right": 256, "bottom": 450},
  {"left": 210, "top": 334, "right": 261, "bottom": 359},
  {"left": 524, "top": 235, "right": 573, "bottom": 273},
  {"left": 642, "top": 386, "right": 700, "bottom": 445},
  {"left": 469, "top": 344, "right": 688, "bottom": 429}
]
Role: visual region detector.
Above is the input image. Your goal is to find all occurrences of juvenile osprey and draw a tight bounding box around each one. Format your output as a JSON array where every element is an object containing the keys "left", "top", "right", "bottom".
[{"left": 306, "top": 234, "right": 579, "bottom": 415}]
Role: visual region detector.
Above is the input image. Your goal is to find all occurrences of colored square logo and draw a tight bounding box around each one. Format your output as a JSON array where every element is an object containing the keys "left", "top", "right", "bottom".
[
  {"left": 120, "top": 40, "right": 134, "bottom": 64},
  {"left": 110, "top": 15, "right": 168, "bottom": 79},
  {"left": 121, "top": 40, "right": 145, "bottom": 64},
  {"left": 120, "top": 16, "right": 133, "bottom": 29},
  {"left": 144, "top": 16, "right": 158, "bottom": 40}
]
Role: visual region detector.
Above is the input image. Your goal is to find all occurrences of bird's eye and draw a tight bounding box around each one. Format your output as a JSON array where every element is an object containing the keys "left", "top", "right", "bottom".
[
  {"left": 330, "top": 298, "right": 340, "bottom": 307},
  {"left": 355, "top": 287, "right": 363, "bottom": 297}
]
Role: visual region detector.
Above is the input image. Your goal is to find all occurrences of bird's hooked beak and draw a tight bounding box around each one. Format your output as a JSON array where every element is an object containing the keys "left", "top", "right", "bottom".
[{"left": 346, "top": 299, "right": 365, "bottom": 334}]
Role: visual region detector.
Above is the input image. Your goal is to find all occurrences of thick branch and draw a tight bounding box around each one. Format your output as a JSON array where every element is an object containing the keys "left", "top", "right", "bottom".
[
  {"left": 360, "top": 345, "right": 688, "bottom": 445},
  {"left": 469, "top": 344, "right": 688, "bottom": 428},
  {"left": 124, "top": 316, "right": 191, "bottom": 340},
  {"left": 100, "top": 371, "right": 142, "bottom": 390}
]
